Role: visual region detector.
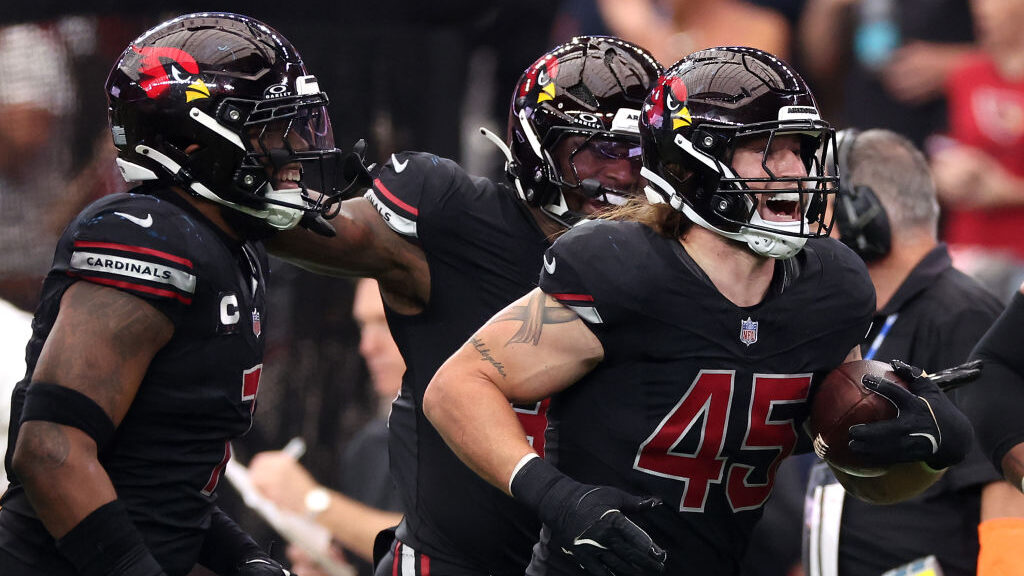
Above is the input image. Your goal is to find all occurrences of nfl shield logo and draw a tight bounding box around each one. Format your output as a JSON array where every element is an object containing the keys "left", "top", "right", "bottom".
[
  {"left": 740, "top": 316, "right": 758, "bottom": 346},
  {"left": 251, "top": 309, "right": 262, "bottom": 338}
]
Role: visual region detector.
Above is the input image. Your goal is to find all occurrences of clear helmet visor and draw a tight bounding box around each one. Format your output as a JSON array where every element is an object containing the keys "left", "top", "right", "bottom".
[{"left": 243, "top": 101, "right": 367, "bottom": 221}]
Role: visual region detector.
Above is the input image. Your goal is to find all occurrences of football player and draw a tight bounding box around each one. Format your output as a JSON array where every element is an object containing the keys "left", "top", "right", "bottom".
[
  {"left": 268, "top": 36, "right": 662, "bottom": 576},
  {"left": 424, "top": 47, "right": 976, "bottom": 575},
  {"left": 0, "top": 13, "right": 363, "bottom": 576},
  {"left": 963, "top": 282, "right": 1024, "bottom": 568}
]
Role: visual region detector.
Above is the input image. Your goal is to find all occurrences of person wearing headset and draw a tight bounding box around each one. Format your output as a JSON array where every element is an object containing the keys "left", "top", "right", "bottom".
[{"left": 801, "top": 128, "right": 1023, "bottom": 576}]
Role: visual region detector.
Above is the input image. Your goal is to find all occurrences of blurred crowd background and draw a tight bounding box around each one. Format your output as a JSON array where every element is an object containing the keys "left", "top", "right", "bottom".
[{"left": 1, "top": 1, "right": 1021, "bottom": 575}]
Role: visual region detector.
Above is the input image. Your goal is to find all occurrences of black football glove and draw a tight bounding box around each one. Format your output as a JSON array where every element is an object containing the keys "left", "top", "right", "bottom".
[
  {"left": 848, "top": 360, "right": 979, "bottom": 470},
  {"left": 919, "top": 359, "right": 984, "bottom": 391},
  {"left": 511, "top": 456, "right": 666, "bottom": 575}
]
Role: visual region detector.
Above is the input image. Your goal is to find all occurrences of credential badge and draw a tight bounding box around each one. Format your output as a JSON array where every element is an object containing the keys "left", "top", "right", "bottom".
[{"left": 740, "top": 316, "right": 758, "bottom": 346}]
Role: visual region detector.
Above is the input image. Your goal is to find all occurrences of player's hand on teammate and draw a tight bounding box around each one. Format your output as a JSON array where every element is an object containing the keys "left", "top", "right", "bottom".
[
  {"left": 848, "top": 359, "right": 979, "bottom": 470},
  {"left": 511, "top": 456, "right": 666, "bottom": 575},
  {"left": 236, "top": 555, "right": 293, "bottom": 575}
]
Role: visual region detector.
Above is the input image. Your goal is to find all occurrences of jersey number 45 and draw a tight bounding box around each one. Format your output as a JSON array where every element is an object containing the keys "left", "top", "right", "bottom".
[{"left": 634, "top": 370, "right": 812, "bottom": 512}]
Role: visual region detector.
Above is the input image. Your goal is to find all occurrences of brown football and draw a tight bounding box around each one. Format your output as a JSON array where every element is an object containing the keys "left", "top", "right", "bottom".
[{"left": 809, "top": 359, "right": 904, "bottom": 477}]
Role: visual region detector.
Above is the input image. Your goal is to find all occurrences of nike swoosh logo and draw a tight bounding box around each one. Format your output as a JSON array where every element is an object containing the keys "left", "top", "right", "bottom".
[
  {"left": 114, "top": 211, "right": 153, "bottom": 228},
  {"left": 543, "top": 254, "right": 556, "bottom": 275},
  {"left": 392, "top": 154, "right": 409, "bottom": 174}
]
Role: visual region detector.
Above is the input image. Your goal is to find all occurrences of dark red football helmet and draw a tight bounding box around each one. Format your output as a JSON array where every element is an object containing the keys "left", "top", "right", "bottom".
[
  {"left": 505, "top": 36, "right": 662, "bottom": 226},
  {"left": 640, "top": 46, "right": 839, "bottom": 258},
  {"left": 106, "top": 12, "right": 366, "bottom": 234}
]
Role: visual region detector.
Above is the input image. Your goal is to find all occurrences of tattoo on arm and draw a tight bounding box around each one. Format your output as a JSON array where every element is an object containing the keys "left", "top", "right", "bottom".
[
  {"left": 493, "top": 291, "right": 578, "bottom": 345},
  {"left": 471, "top": 337, "right": 507, "bottom": 378}
]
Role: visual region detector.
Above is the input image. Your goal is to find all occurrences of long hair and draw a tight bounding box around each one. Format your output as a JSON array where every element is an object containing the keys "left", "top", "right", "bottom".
[{"left": 600, "top": 197, "right": 691, "bottom": 238}]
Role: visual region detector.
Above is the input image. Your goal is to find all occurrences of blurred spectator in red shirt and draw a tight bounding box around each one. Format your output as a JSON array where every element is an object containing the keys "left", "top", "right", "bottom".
[{"left": 930, "top": 0, "right": 1024, "bottom": 300}]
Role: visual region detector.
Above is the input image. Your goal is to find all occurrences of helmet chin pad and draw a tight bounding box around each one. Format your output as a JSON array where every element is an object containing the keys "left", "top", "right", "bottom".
[
  {"left": 680, "top": 201, "right": 810, "bottom": 260},
  {"left": 742, "top": 212, "right": 809, "bottom": 259},
  {"left": 261, "top": 187, "right": 306, "bottom": 230}
]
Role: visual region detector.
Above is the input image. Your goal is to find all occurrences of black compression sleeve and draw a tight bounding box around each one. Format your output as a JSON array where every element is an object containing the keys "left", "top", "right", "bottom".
[
  {"left": 959, "top": 359, "right": 1024, "bottom": 473},
  {"left": 55, "top": 500, "right": 166, "bottom": 576},
  {"left": 197, "top": 507, "right": 264, "bottom": 575},
  {"left": 964, "top": 291, "right": 1024, "bottom": 470},
  {"left": 971, "top": 291, "right": 1024, "bottom": 375}
]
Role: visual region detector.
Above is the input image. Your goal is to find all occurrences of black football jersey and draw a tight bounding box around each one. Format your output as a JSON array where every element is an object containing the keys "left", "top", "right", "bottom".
[
  {"left": 532, "top": 220, "right": 874, "bottom": 576},
  {"left": 1, "top": 185, "right": 269, "bottom": 576},
  {"left": 366, "top": 152, "right": 549, "bottom": 574}
]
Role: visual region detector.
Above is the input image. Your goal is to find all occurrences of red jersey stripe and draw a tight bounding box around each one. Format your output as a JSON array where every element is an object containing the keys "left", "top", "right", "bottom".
[
  {"left": 373, "top": 178, "right": 420, "bottom": 216},
  {"left": 74, "top": 240, "right": 194, "bottom": 268},
  {"left": 551, "top": 293, "right": 595, "bottom": 303},
  {"left": 392, "top": 542, "right": 400, "bottom": 576},
  {"left": 70, "top": 272, "right": 193, "bottom": 305}
]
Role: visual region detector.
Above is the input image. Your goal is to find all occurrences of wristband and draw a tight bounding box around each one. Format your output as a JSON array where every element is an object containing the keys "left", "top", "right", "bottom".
[
  {"left": 978, "top": 517, "right": 1024, "bottom": 576},
  {"left": 55, "top": 500, "right": 166, "bottom": 576},
  {"left": 509, "top": 455, "right": 569, "bottom": 518},
  {"left": 22, "top": 382, "right": 116, "bottom": 451},
  {"left": 508, "top": 453, "right": 540, "bottom": 494}
]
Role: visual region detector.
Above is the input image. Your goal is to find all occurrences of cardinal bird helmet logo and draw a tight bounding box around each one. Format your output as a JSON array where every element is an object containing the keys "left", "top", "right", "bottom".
[
  {"left": 519, "top": 55, "right": 560, "bottom": 104},
  {"left": 644, "top": 75, "right": 692, "bottom": 131},
  {"left": 132, "top": 45, "right": 210, "bottom": 102}
]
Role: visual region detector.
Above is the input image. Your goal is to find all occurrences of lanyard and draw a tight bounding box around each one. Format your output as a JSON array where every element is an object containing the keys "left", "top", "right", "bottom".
[
  {"left": 805, "top": 312, "right": 900, "bottom": 576},
  {"left": 864, "top": 313, "right": 898, "bottom": 361}
]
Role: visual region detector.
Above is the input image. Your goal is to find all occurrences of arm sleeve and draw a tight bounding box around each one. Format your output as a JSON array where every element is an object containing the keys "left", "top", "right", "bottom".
[
  {"left": 963, "top": 292, "right": 1024, "bottom": 472},
  {"left": 927, "top": 305, "right": 1004, "bottom": 489}
]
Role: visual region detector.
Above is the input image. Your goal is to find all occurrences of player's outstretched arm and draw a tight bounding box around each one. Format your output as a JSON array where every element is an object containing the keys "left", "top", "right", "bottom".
[
  {"left": 267, "top": 198, "right": 427, "bottom": 313},
  {"left": 424, "top": 288, "right": 603, "bottom": 489},
  {"left": 268, "top": 198, "right": 408, "bottom": 279},
  {"left": 424, "top": 288, "right": 666, "bottom": 575},
  {"left": 12, "top": 281, "right": 173, "bottom": 576}
]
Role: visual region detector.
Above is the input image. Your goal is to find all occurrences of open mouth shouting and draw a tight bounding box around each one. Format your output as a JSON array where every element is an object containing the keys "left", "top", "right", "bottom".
[{"left": 759, "top": 192, "right": 802, "bottom": 222}]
